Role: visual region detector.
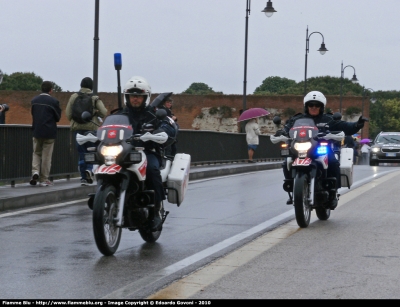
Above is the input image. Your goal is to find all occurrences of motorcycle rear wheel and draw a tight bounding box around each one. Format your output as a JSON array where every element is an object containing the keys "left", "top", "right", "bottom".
[
  {"left": 92, "top": 185, "right": 122, "bottom": 256},
  {"left": 293, "top": 172, "right": 312, "bottom": 228},
  {"left": 315, "top": 207, "right": 330, "bottom": 220}
]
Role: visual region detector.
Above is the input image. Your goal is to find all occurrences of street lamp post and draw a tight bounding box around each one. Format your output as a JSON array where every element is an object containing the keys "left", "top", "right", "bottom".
[
  {"left": 303, "top": 26, "right": 328, "bottom": 96},
  {"left": 93, "top": 0, "right": 100, "bottom": 95},
  {"left": 0, "top": 69, "right": 3, "bottom": 85},
  {"left": 340, "top": 61, "right": 358, "bottom": 113},
  {"left": 242, "top": 1, "right": 277, "bottom": 112}
]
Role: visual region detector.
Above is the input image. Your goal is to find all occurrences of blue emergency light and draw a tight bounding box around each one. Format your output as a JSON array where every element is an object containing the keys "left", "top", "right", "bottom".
[{"left": 114, "top": 53, "right": 122, "bottom": 70}]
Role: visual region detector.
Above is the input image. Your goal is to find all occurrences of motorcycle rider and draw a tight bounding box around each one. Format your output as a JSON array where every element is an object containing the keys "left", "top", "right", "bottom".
[
  {"left": 118, "top": 76, "right": 176, "bottom": 230},
  {"left": 281, "top": 91, "right": 368, "bottom": 209}
]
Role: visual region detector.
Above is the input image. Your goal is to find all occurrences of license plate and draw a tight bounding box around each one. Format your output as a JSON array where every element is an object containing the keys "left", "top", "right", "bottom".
[
  {"left": 281, "top": 149, "right": 290, "bottom": 156},
  {"left": 386, "top": 153, "right": 396, "bottom": 157}
]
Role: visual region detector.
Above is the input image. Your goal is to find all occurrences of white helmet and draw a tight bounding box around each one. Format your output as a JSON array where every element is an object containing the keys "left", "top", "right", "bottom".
[
  {"left": 123, "top": 76, "right": 151, "bottom": 107},
  {"left": 303, "top": 91, "right": 326, "bottom": 114}
]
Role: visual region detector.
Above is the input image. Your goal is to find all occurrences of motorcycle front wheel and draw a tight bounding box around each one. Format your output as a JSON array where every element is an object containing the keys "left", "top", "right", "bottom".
[
  {"left": 293, "top": 172, "right": 312, "bottom": 228},
  {"left": 92, "top": 185, "right": 122, "bottom": 256}
]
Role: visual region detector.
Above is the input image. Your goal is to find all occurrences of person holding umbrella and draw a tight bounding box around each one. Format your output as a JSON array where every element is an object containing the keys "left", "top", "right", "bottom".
[
  {"left": 238, "top": 108, "right": 269, "bottom": 163},
  {"left": 245, "top": 118, "right": 260, "bottom": 163},
  {"left": 360, "top": 139, "right": 371, "bottom": 165}
]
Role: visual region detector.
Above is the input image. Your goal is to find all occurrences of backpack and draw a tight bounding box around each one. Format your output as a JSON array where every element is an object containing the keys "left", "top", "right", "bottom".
[{"left": 71, "top": 92, "right": 94, "bottom": 124}]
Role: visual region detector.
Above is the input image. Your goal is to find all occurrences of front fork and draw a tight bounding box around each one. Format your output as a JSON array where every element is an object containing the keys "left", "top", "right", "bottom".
[{"left": 283, "top": 158, "right": 315, "bottom": 205}]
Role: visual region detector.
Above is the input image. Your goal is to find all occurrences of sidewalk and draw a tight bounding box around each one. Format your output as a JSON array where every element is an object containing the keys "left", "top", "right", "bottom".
[{"left": 0, "top": 161, "right": 282, "bottom": 212}]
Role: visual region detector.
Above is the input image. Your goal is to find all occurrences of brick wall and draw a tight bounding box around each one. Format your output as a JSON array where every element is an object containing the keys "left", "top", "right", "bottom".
[{"left": 0, "top": 91, "right": 369, "bottom": 136}]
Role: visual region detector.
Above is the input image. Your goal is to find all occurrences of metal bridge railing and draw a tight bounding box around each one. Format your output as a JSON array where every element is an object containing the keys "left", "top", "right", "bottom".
[{"left": 0, "top": 125, "right": 282, "bottom": 185}]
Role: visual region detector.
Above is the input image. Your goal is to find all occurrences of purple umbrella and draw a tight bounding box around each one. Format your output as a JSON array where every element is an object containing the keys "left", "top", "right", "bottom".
[
  {"left": 360, "top": 138, "right": 371, "bottom": 144},
  {"left": 238, "top": 108, "right": 270, "bottom": 122}
]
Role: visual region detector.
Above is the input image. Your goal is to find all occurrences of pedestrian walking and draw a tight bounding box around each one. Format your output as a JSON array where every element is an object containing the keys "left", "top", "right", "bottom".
[
  {"left": 65, "top": 77, "right": 107, "bottom": 186},
  {"left": 245, "top": 118, "right": 260, "bottom": 163},
  {"left": 360, "top": 143, "right": 371, "bottom": 165},
  {"left": 0, "top": 103, "right": 9, "bottom": 124},
  {"left": 30, "top": 81, "right": 62, "bottom": 187}
]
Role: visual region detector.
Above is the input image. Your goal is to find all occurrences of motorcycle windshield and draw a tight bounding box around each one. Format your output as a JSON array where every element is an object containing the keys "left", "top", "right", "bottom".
[
  {"left": 97, "top": 114, "right": 133, "bottom": 144},
  {"left": 289, "top": 118, "right": 318, "bottom": 141}
]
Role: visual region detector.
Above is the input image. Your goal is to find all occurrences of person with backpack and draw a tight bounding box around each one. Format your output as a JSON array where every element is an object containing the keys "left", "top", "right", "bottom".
[{"left": 66, "top": 77, "right": 108, "bottom": 186}]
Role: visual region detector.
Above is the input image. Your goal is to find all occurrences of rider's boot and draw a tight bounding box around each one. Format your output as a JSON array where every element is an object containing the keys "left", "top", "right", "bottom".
[
  {"left": 150, "top": 202, "right": 162, "bottom": 231},
  {"left": 328, "top": 190, "right": 339, "bottom": 210}
]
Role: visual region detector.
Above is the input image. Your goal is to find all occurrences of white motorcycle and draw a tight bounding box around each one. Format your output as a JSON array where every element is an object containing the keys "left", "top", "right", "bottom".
[
  {"left": 270, "top": 116, "right": 353, "bottom": 228},
  {"left": 77, "top": 110, "right": 190, "bottom": 256}
]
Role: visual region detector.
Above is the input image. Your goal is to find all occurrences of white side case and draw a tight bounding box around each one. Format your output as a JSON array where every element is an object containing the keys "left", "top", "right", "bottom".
[
  {"left": 167, "top": 153, "right": 191, "bottom": 205},
  {"left": 340, "top": 148, "right": 354, "bottom": 188}
]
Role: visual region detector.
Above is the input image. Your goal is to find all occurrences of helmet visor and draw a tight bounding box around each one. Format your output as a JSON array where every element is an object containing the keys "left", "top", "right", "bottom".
[
  {"left": 306, "top": 101, "right": 323, "bottom": 109},
  {"left": 125, "top": 88, "right": 147, "bottom": 95}
]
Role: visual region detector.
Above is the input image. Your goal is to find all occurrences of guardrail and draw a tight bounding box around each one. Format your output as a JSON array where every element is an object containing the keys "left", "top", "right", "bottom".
[{"left": 0, "top": 125, "right": 282, "bottom": 185}]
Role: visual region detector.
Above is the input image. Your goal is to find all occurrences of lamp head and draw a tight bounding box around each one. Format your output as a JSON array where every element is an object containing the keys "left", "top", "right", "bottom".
[
  {"left": 351, "top": 74, "right": 358, "bottom": 83},
  {"left": 318, "top": 43, "right": 328, "bottom": 55},
  {"left": 262, "top": 1, "right": 277, "bottom": 17}
]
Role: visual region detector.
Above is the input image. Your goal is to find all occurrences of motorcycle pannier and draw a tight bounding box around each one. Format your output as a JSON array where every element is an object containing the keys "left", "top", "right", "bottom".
[
  {"left": 167, "top": 153, "right": 191, "bottom": 205},
  {"left": 340, "top": 148, "right": 354, "bottom": 188}
]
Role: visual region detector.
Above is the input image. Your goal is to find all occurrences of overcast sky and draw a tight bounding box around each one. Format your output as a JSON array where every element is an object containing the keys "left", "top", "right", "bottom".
[{"left": 1, "top": 0, "right": 399, "bottom": 95}]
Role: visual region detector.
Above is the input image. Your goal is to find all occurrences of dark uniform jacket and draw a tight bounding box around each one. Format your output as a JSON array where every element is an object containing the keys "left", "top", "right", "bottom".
[
  {"left": 118, "top": 105, "right": 176, "bottom": 154},
  {"left": 31, "top": 93, "right": 62, "bottom": 139},
  {"left": 284, "top": 113, "right": 362, "bottom": 136}
]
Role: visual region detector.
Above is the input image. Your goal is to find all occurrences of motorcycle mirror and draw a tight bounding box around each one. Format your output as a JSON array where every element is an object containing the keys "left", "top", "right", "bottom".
[
  {"left": 155, "top": 108, "right": 167, "bottom": 120},
  {"left": 150, "top": 92, "right": 173, "bottom": 108},
  {"left": 273, "top": 116, "right": 281, "bottom": 126},
  {"left": 333, "top": 112, "right": 342, "bottom": 120},
  {"left": 81, "top": 111, "right": 93, "bottom": 122}
]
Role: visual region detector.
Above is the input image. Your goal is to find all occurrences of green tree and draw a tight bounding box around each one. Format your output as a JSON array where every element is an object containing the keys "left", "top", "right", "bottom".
[
  {"left": 254, "top": 75, "right": 366, "bottom": 96},
  {"left": 298, "top": 76, "right": 364, "bottom": 96},
  {"left": 0, "top": 72, "right": 62, "bottom": 91},
  {"left": 253, "top": 76, "right": 297, "bottom": 95},
  {"left": 365, "top": 91, "right": 400, "bottom": 139},
  {"left": 182, "top": 82, "right": 222, "bottom": 95},
  {"left": 380, "top": 98, "right": 400, "bottom": 131}
]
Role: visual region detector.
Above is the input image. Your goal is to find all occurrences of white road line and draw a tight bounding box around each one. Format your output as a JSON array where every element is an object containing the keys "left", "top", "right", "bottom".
[{"left": 0, "top": 199, "right": 86, "bottom": 218}]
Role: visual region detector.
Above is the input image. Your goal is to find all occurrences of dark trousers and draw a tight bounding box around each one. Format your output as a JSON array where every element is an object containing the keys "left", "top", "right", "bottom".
[
  {"left": 74, "top": 130, "right": 94, "bottom": 180},
  {"left": 145, "top": 152, "right": 165, "bottom": 205}
]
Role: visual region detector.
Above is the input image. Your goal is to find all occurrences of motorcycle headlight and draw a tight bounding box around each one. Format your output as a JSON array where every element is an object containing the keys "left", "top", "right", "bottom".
[
  {"left": 100, "top": 145, "right": 123, "bottom": 165},
  {"left": 294, "top": 142, "right": 312, "bottom": 152}
]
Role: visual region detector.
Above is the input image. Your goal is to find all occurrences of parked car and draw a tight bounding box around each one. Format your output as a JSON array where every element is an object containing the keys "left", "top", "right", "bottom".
[{"left": 369, "top": 131, "right": 400, "bottom": 166}]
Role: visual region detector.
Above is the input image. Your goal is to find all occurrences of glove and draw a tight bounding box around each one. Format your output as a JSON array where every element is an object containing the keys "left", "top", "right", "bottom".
[
  {"left": 142, "top": 123, "right": 154, "bottom": 132},
  {"left": 274, "top": 130, "right": 286, "bottom": 137},
  {"left": 357, "top": 116, "right": 369, "bottom": 128}
]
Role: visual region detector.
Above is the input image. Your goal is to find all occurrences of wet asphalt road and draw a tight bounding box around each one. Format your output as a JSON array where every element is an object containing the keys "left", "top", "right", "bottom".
[{"left": 0, "top": 165, "right": 397, "bottom": 299}]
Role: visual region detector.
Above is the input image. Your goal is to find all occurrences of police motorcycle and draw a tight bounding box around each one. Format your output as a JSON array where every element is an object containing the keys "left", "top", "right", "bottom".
[
  {"left": 76, "top": 54, "right": 191, "bottom": 256},
  {"left": 270, "top": 115, "right": 352, "bottom": 228}
]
